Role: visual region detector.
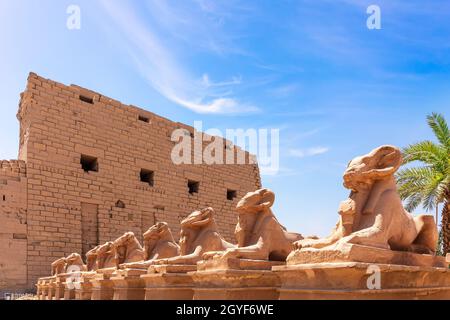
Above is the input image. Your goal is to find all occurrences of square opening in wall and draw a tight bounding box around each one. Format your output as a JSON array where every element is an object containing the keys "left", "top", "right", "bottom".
[
  {"left": 138, "top": 115, "right": 150, "bottom": 123},
  {"left": 188, "top": 180, "right": 200, "bottom": 195},
  {"left": 140, "top": 169, "right": 154, "bottom": 186},
  {"left": 80, "top": 154, "right": 98, "bottom": 172},
  {"left": 79, "top": 95, "right": 94, "bottom": 104},
  {"left": 227, "top": 189, "right": 237, "bottom": 201}
]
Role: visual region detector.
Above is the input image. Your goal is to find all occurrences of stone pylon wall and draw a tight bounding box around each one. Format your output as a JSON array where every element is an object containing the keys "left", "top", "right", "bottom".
[
  {"left": 0, "top": 161, "right": 28, "bottom": 296},
  {"left": 3, "top": 73, "right": 261, "bottom": 291}
]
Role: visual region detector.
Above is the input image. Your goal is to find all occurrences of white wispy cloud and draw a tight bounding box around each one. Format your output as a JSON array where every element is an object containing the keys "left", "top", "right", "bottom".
[
  {"left": 98, "top": 0, "right": 258, "bottom": 114},
  {"left": 289, "top": 147, "right": 329, "bottom": 158}
]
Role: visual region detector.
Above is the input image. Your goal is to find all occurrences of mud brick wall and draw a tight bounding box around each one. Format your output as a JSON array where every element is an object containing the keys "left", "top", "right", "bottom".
[
  {"left": 7, "top": 72, "right": 261, "bottom": 291},
  {"left": 0, "top": 161, "right": 27, "bottom": 296}
]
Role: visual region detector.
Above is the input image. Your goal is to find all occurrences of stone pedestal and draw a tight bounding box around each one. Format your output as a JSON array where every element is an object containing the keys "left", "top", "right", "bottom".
[
  {"left": 111, "top": 269, "right": 147, "bottom": 300},
  {"left": 273, "top": 244, "right": 450, "bottom": 300},
  {"left": 141, "top": 265, "right": 197, "bottom": 300},
  {"left": 287, "top": 243, "right": 448, "bottom": 267},
  {"left": 63, "top": 282, "right": 76, "bottom": 300},
  {"left": 59, "top": 272, "right": 81, "bottom": 300},
  {"left": 192, "top": 258, "right": 284, "bottom": 300},
  {"left": 54, "top": 275, "right": 67, "bottom": 300},
  {"left": 36, "top": 279, "right": 43, "bottom": 300},
  {"left": 74, "top": 272, "right": 96, "bottom": 300},
  {"left": 90, "top": 269, "right": 116, "bottom": 300},
  {"left": 37, "top": 277, "right": 53, "bottom": 300},
  {"left": 47, "top": 278, "right": 57, "bottom": 300}
]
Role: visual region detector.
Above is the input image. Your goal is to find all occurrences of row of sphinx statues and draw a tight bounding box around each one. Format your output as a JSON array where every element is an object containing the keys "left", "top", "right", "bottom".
[{"left": 50, "top": 145, "right": 439, "bottom": 278}]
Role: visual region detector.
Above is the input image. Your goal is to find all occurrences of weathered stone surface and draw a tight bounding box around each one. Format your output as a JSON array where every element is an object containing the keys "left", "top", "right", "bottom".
[
  {"left": 198, "top": 257, "right": 284, "bottom": 271},
  {"left": 192, "top": 269, "right": 281, "bottom": 300},
  {"left": 287, "top": 243, "right": 448, "bottom": 268},
  {"left": 141, "top": 264, "right": 197, "bottom": 300},
  {"left": 74, "top": 272, "right": 96, "bottom": 300},
  {"left": 90, "top": 271, "right": 115, "bottom": 301},
  {"left": 273, "top": 262, "right": 450, "bottom": 300},
  {"left": 143, "top": 265, "right": 197, "bottom": 300},
  {"left": 111, "top": 268, "right": 147, "bottom": 300}
]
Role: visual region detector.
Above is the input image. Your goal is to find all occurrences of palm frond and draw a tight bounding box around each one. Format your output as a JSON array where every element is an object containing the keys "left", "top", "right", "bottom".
[
  {"left": 402, "top": 141, "right": 445, "bottom": 166},
  {"left": 427, "top": 113, "right": 450, "bottom": 150},
  {"left": 421, "top": 173, "right": 443, "bottom": 211},
  {"left": 405, "top": 192, "right": 424, "bottom": 212}
]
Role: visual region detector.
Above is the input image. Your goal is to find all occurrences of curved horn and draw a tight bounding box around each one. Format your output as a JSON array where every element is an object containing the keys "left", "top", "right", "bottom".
[
  {"left": 191, "top": 207, "right": 214, "bottom": 227},
  {"left": 258, "top": 189, "right": 275, "bottom": 209},
  {"left": 363, "top": 145, "right": 402, "bottom": 179}
]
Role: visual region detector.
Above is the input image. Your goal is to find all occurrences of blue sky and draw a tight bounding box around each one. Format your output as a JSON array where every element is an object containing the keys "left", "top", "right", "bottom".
[{"left": 0, "top": 0, "right": 449, "bottom": 237}]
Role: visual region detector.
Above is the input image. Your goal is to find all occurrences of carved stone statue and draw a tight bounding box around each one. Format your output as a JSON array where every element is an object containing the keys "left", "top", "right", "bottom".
[
  {"left": 96, "top": 242, "right": 116, "bottom": 270},
  {"left": 203, "top": 188, "right": 303, "bottom": 262},
  {"left": 154, "top": 207, "right": 235, "bottom": 265},
  {"left": 86, "top": 245, "right": 101, "bottom": 271},
  {"left": 293, "top": 145, "right": 438, "bottom": 254},
  {"left": 65, "top": 253, "right": 87, "bottom": 272},
  {"left": 119, "top": 222, "right": 180, "bottom": 269},
  {"left": 112, "top": 232, "right": 145, "bottom": 268},
  {"left": 51, "top": 257, "right": 67, "bottom": 276}
]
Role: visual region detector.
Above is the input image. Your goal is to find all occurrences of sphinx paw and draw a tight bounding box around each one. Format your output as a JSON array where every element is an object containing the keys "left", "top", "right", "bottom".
[{"left": 202, "top": 251, "right": 220, "bottom": 260}]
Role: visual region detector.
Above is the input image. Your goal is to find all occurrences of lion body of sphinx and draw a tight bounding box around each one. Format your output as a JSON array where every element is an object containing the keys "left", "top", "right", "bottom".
[
  {"left": 152, "top": 207, "right": 235, "bottom": 266},
  {"left": 113, "top": 232, "right": 145, "bottom": 268},
  {"left": 203, "top": 188, "right": 303, "bottom": 262},
  {"left": 119, "top": 222, "right": 180, "bottom": 269}
]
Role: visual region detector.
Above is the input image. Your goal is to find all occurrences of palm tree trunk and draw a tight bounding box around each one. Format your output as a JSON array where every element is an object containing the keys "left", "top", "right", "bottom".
[{"left": 442, "top": 198, "right": 450, "bottom": 254}]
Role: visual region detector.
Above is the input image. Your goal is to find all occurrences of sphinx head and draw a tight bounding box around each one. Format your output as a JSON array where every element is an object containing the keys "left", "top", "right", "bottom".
[
  {"left": 66, "top": 253, "right": 83, "bottom": 266},
  {"left": 51, "top": 258, "right": 67, "bottom": 275},
  {"left": 178, "top": 208, "right": 215, "bottom": 255},
  {"left": 144, "top": 222, "right": 171, "bottom": 240},
  {"left": 236, "top": 188, "right": 275, "bottom": 214},
  {"left": 114, "top": 232, "right": 136, "bottom": 247},
  {"left": 343, "top": 145, "right": 402, "bottom": 191},
  {"left": 181, "top": 207, "right": 215, "bottom": 230},
  {"left": 97, "top": 242, "right": 114, "bottom": 257}
]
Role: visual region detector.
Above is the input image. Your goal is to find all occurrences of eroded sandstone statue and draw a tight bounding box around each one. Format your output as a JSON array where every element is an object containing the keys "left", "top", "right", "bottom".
[
  {"left": 120, "top": 222, "right": 180, "bottom": 269},
  {"left": 65, "top": 253, "right": 87, "bottom": 272},
  {"left": 112, "top": 232, "right": 145, "bottom": 268},
  {"left": 292, "top": 145, "right": 438, "bottom": 254},
  {"left": 96, "top": 242, "right": 116, "bottom": 269},
  {"left": 51, "top": 257, "right": 67, "bottom": 276},
  {"left": 272, "top": 145, "right": 449, "bottom": 300},
  {"left": 154, "top": 207, "right": 235, "bottom": 265},
  {"left": 203, "top": 189, "right": 303, "bottom": 262},
  {"left": 86, "top": 245, "right": 101, "bottom": 271}
]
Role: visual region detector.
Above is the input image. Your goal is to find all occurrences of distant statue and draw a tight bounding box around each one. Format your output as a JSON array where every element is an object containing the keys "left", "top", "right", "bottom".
[
  {"left": 293, "top": 145, "right": 438, "bottom": 254},
  {"left": 203, "top": 189, "right": 303, "bottom": 262},
  {"left": 154, "top": 207, "right": 235, "bottom": 265},
  {"left": 86, "top": 245, "right": 101, "bottom": 271},
  {"left": 96, "top": 242, "right": 116, "bottom": 269},
  {"left": 112, "top": 232, "right": 145, "bottom": 268},
  {"left": 65, "top": 253, "right": 87, "bottom": 272},
  {"left": 51, "top": 257, "right": 67, "bottom": 276},
  {"left": 120, "top": 222, "right": 180, "bottom": 269}
]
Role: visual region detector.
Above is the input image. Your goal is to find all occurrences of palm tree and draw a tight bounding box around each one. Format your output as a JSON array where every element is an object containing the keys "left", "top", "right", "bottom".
[{"left": 396, "top": 113, "right": 450, "bottom": 255}]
